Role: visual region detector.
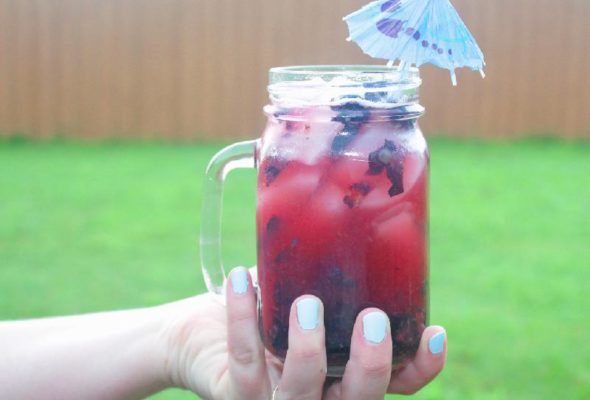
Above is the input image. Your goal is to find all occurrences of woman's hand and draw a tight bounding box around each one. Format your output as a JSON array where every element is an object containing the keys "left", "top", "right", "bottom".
[{"left": 162, "top": 267, "right": 447, "bottom": 399}]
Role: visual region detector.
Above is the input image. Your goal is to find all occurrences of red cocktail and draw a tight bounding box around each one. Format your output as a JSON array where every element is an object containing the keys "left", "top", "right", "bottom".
[{"left": 256, "top": 66, "right": 428, "bottom": 374}]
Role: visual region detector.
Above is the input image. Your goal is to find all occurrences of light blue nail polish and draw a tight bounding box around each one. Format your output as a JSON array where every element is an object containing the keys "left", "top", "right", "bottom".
[
  {"left": 296, "top": 298, "right": 320, "bottom": 330},
  {"left": 363, "top": 312, "right": 388, "bottom": 344},
  {"left": 429, "top": 332, "right": 446, "bottom": 355},
  {"left": 230, "top": 268, "right": 249, "bottom": 294}
]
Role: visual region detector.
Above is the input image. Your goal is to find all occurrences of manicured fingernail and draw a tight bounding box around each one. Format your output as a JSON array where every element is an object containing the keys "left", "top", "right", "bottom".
[
  {"left": 363, "top": 312, "right": 388, "bottom": 344},
  {"left": 230, "top": 268, "right": 249, "bottom": 294},
  {"left": 296, "top": 297, "right": 320, "bottom": 330},
  {"left": 429, "top": 331, "right": 446, "bottom": 354}
]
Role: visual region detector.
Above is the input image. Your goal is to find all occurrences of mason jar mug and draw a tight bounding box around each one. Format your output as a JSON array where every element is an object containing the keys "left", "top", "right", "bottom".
[{"left": 201, "top": 65, "right": 428, "bottom": 376}]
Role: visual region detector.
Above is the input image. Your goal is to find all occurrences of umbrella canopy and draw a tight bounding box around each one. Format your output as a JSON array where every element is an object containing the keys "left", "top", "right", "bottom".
[{"left": 344, "top": 0, "right": 485, "bottom": 85}]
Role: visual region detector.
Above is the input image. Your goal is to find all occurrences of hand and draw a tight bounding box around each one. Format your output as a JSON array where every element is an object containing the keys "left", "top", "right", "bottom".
[{"left": 161, "top": 267, "right": 447, "bottom": 399}]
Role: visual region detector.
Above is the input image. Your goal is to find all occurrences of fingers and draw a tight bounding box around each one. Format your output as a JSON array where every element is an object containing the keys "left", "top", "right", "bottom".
[
  {"left": 339, "top": 309, "right": 392, "bottom": 400},
  {"left": 226, "top": 267, "right": 270, "bottom": 400},
  {"left": 277, "top": 295, "right": 327, "bottom": 399},
  {"left": 387, "top": 326, "right": 447, "bottom": 395}
]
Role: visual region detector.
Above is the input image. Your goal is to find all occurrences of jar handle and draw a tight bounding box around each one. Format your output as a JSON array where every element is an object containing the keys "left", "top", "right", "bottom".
[{"left": 200, "top": 139, "right": 259, "bottom": 295}]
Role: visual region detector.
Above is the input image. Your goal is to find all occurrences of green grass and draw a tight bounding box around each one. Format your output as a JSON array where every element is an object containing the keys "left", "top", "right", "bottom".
[{"left": 1, "top": 138, "right": 589, "bottom": 399}]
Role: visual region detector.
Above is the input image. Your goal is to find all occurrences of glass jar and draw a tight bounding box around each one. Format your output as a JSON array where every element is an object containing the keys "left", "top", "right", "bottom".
[{"left": 201, "top": 65, "right": 428, "bottom": 377}]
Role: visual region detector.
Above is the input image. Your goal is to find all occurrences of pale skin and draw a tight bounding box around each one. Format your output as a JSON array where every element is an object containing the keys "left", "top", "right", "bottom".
[{"left": 0, "top": 268, "right": 447, "bottom": 399}]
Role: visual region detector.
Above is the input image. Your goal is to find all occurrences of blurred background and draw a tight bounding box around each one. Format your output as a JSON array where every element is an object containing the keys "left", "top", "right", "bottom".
[{"left": 0, "top": 1, "right": 589, "bottom": 399}]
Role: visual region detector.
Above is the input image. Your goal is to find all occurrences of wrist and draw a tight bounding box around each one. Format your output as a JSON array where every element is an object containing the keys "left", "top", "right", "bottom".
[{"left": 156, "top": 293, "right": 226, "bottom": 392}]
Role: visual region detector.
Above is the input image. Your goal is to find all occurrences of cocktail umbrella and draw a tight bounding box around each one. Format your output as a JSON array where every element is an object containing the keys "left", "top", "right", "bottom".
[{"left": 344, "top": 0, "right": 485, "bottom": 85}]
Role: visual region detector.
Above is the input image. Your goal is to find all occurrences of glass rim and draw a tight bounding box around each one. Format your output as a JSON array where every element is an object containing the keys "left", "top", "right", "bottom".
[{"left": 269, "top": 65, "right": 421, "bottom": 86}]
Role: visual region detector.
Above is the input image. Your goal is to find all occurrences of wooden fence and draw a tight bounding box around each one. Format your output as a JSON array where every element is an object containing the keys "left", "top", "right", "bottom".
[{"left": 0, "top": 0, "right": 589, "bottom": 140}]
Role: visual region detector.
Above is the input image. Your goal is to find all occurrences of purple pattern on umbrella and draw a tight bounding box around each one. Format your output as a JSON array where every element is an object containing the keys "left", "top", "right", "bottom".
[
  {"left": 343, "top": 0, "right": 486, "bottom": 85},
  {"left": 381, "top": 0, "right": 401, "bottom": 12},
  {"left": 377, "top": 20, "right": 449, "bottom": 57},
  {"left": 377, "top": 18, "right": 405, "bottom": 38}
]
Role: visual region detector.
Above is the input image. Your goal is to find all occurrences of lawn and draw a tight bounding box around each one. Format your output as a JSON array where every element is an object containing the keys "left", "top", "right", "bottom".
[{"left": 0, "top": 138, "right": 589, "bottom": 399}]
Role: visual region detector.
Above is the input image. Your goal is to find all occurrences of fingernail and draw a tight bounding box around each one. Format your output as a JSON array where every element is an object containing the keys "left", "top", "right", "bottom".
[
  {"left": 363, "top": 312, "right": 388, "bottom": 344},
  {"left": 429, "top": 331, "right": 446, "bottom": 355},
  {"left": 230, "top": 268, "right": 249, "bottom": 294},
  {"left": 296, "top": 297, "right": 320, "bottom": 330}
]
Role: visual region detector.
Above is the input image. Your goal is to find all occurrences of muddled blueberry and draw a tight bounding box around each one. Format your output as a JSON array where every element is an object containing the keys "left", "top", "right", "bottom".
[
  {"left": 332, "top": 102, "right": 371, "bottom": 125},
  {"left": 390, "top": 315, "right": 420, "bottom": 354},
  {"left": 367, "top": 140, "right": 397, "bottom": 175},
  {"left": 386, "top": 164, "right": 404, "bottom": 197},
  {"left": 265, "top": 165, "right": 281, "bottom": 185},
  {"left": 331, "top": 102, "right": 371, "bottom": 156},
  {"left": 264, "top": 156, "right": 287, "bottom": 186},
  {"left": 351, "top": 182, "right": 371, "bottom": 195},
  {"left": 285, "top": 120, "right": 300, "bottom": 131},
  {"left": 342, "top": 278, "right": 356, "bottom": 289},
  {"left": 274, "top": 249, "right": 289, "bottom": 263},
  {"left": 389, "top": 315, "right": 423, "bottom": 364},
  {"left": 324, "top": 300, "right": 357, "bottom": 355},
  {"left": 274, "top": 238, "right": 299, "bottom": 264},
  {"left": 326, "top": 265, "right": 357, "bottom": 289},
  {"left": 272, "top": 281, "right": 296, "bottom": 307},
  {"left": 269, "top": 316, "right": 289, "bottom": 352},
  {"left": 343, "top": 182, "right": 372, "bottom": 208},
  {"left": 272, "top": 110, "right": 287, "bottom": 119},
  {"left": 362, "top": 81, "right": 390, "bottom": 103},
  {"left": 327, "top": 265, "right": 343, "bottom": 281},
  {"left": 266, "top": 215, "right": 280, "bottom": 234},
  {"left": 331, "top": 131, "right": 357, "bottom": 156}
]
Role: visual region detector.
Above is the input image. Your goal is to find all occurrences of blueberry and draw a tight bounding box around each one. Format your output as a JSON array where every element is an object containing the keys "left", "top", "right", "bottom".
[
  {"left": 268, "top": 316, "right": 289, "bottom": 353},
  {"left": 272, "top": 280, "right": 297, "bottom": 308},
  {"left": 367, "top": 140, "right": 397, "bottom": 175},
  {"left": 265, "top": 165, "right": 281, "bottom": 185},
  {"left": 264, "top": 156, "right": 288, "bottom": 186},
  {"left": 266, "top": 215, "right": 280, "bottom": 234},
  {"left": 274, "top": 238, "right": 298, "bottom": 264},
  {"left": 342, "top": 278, "right": 356, "bottom": 289},
  {"left": 332, "top": 102, "right": 371, "bottom": 125},
  {"left": 362, "top": 81, "right": 390, "bottom": 103},
  {"left": 272, "top": 110, "right": 287, "bottom": 119},
  {"left": 343, "top": 182, "right": 372, "bottom": 208},
  {"left": 324, "top": 300, "right": 356, "bottom": 353},
  {"left": 325, "top": 265, "right": 357, "bottom": 289},
  {"left": 386, "top": 164, "right": 404, "bottom": 197},
  {"left": 390, "top": 315, "right": 420, "bottom": 357},
  {"left": 330, "top": 102, "right": 372, "bottom": 156},
  {"left": 331, "top": 130, "right": 357, "bottom": 156}
]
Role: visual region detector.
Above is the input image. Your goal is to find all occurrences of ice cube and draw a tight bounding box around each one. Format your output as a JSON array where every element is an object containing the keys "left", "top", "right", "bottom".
[{"left": 257, "top": 164, "right": 322, "bottom": 214}]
